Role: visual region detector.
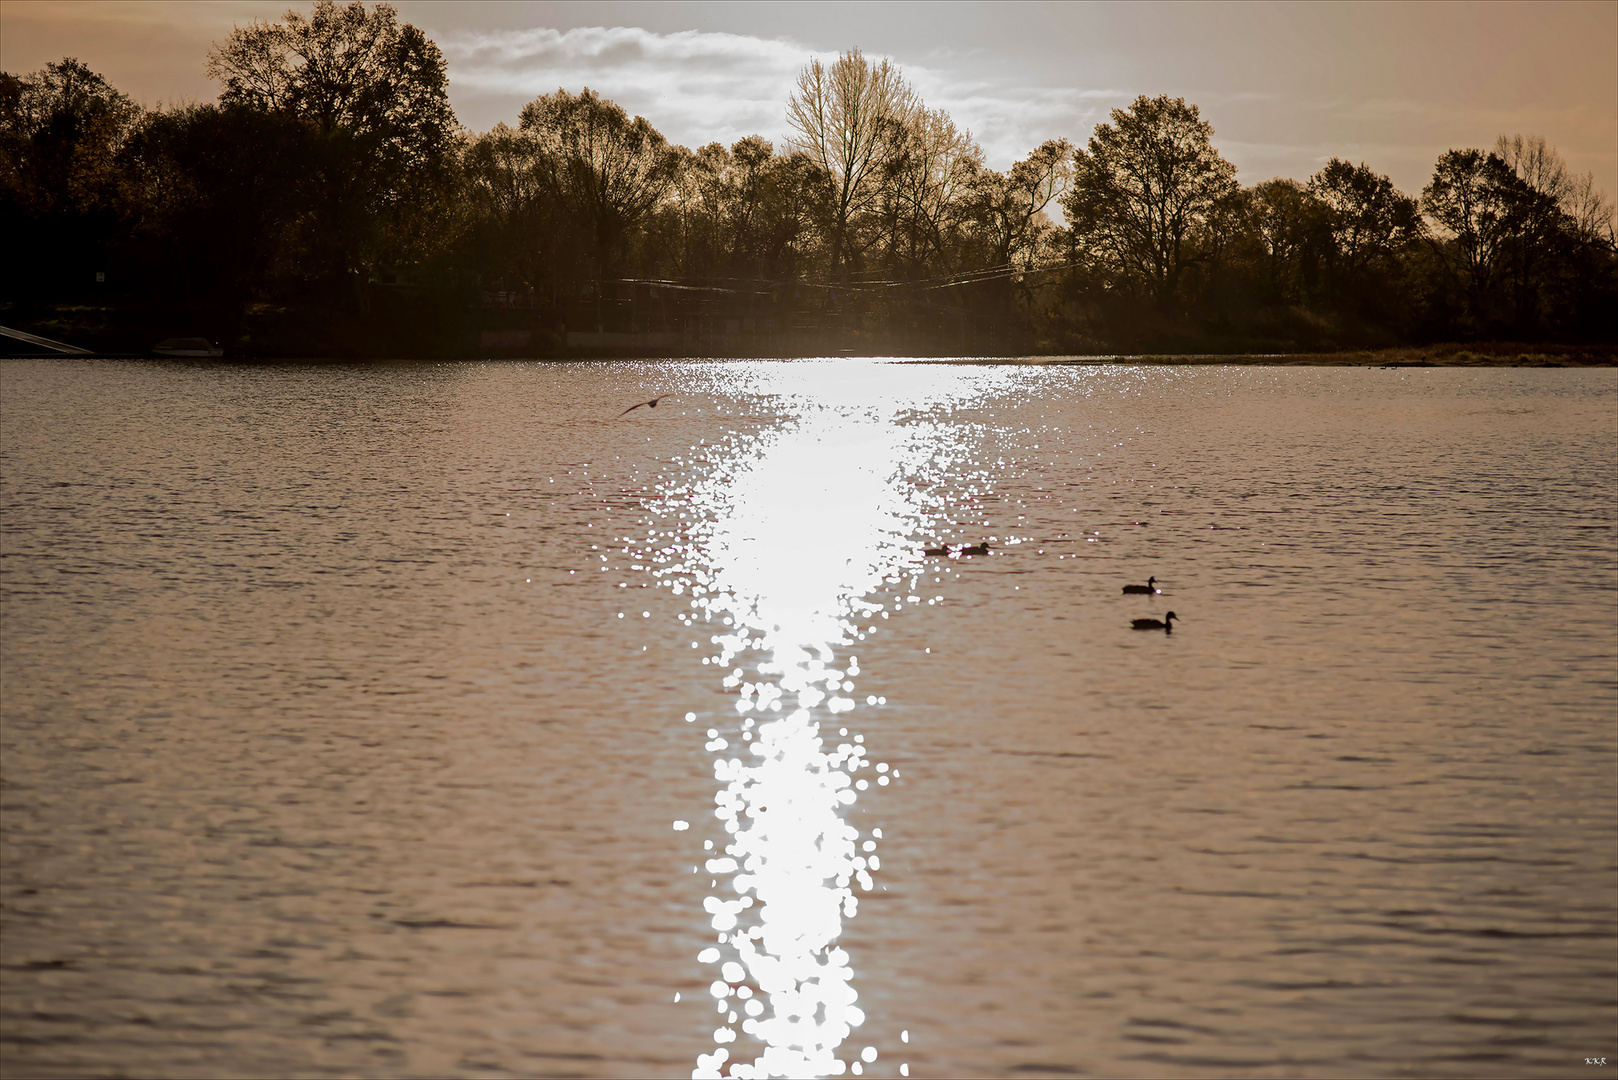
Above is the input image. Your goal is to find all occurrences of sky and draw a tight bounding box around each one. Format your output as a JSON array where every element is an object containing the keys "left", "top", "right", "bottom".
[{"left": 3, "top": 0, "right": 1615, "bottom": 202}]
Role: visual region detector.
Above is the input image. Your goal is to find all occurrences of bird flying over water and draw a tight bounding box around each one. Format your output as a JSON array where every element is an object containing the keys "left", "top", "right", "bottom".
[{"left": 618, "top": 395, "right": 669, "bottom": 417}]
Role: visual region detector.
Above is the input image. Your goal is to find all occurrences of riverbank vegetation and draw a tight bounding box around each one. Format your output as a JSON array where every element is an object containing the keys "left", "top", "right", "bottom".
[{"left": 3, "top": 1, "right": 1614, "bottom": 358}]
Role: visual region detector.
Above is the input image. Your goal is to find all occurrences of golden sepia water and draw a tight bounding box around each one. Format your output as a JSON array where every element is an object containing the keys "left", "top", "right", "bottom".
[{"left": 2, "top": 357, "right": 1614, "bottom": 1078}]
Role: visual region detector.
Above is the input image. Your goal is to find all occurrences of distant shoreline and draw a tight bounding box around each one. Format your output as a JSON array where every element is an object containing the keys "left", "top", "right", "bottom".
[
  {"left": 4, "top": 347, "right": 1614, "bottom": 366},
  {"left": 942, "top": 345, "right": 1618, "bottom": 367},
  {"left": 3, "top": 325, "right": 1614, "bottom": 368}
]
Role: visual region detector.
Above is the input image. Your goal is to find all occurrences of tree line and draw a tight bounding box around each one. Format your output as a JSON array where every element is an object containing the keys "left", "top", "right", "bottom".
[{"left": 3, "top": 0, "right": 1613, "bottom": 355}]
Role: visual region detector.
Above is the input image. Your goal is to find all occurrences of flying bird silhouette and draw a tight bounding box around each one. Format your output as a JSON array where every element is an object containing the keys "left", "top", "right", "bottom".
[{"left": 618, "top": 395, "right": 669, "bottom": 417}]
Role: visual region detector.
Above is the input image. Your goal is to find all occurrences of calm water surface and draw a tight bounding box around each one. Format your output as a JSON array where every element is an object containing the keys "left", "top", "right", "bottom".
[{"left": 2, "top": 357, "right": 1614, "bottom": 1078}]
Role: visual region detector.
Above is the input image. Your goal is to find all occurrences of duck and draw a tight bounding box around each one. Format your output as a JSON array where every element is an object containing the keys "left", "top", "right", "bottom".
[
  {"left": 1131, "top": 611, "right": 1177, "bottom": 632},
  {"left": 922, "top": 543, "right": 952, "bottom": 557},
  {"left": 958, "top": 541, "right": 992, "bottom": 557},
  {"left": 1122, "top": 576, "right": 1157, "bottom": 595}
]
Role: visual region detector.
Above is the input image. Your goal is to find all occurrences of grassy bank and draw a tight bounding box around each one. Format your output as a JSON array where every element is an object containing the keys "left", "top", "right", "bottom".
[{"left": 1020, "top": 342, "right": 1618, "bottom": 367}]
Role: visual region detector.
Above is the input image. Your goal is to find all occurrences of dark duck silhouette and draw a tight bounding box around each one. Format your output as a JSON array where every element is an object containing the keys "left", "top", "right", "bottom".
[
  {"left": 1131, "top": 611, "right": 1177, "bottom": 632},
  {"left": 958, "top": 541, "right": 992, "bottom": 556},
  {"left": 923, "top": 543, "right": 952, "bottom": 556},
  {"left": 1122, "top": 576, "right": 1157, "bottom": 595},
  {"left": 618, "top": 395, "right": 670, "bottom": 417}
]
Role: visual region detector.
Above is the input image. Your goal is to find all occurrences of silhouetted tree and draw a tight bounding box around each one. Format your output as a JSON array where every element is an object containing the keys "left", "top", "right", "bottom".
[
  {"left": 119, "top": 102, "right": 309, "bottom": 308},
  {"left": 787, "top": 49, "right": 918, "bottom": 277},
  {"left": 207, "top": 0, "right": 460, "bottom": 292},
  {"left": 1489, "top": 134, "right": 1618, "bottom": 334},
  {"left": 0, "top": 58, "right": 142, "bottom": 297},
  {"left": 875, "top": 107, "right": 983, "bottom": 278},
  {"left": 460, "top": 122, "right": 564, "bottom": 291},
  {"left": 744, "top": 149, "right": 833, "bottom": 281},
  {"left": 1306, "top": 159, "right": 1420, "bottom": 320},
  {"left": 518, "top": 88, "right": 682, "bottom": 278},
  {"left": 9, "top": 21, "right": 1614, "bottom": 356},
  {"left": 1061, "top": 95, "right": 1239, "bottom": 309},
  {"left": 723, "top": 136, "right": 794, "bottom": 274},
  {"left": 1422, "top": 149, "right": 1532, "bottom": 330},
  {"left": 1, "top": 58, "right": 140, "bottom": 215},
  {"left": 955, "top": 138, "right": 1073, "bottom": 325},
  {"left": 669, "top": 140, "right": 739, "bottom": 278},
  {"left": 1247, "top": 178, "right": 1331, "bottom": 305},
  {"left": 969, "top": 139, "right": 1071, "bottom": 271}
]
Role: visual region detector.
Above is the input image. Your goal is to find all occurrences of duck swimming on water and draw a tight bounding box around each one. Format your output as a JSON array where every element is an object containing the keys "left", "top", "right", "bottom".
[
  {"left": 1122, "top": 576, "right": 1157, "bottom": 595},
  {"left": 958, "top": 541, "right": 992, "bottom": 557},
  {"left": 1131, "top": 611, "right": 1177, "bottom": 631},
  {"left": 923, "top": 543, "right": 952, "bottom": 556}
]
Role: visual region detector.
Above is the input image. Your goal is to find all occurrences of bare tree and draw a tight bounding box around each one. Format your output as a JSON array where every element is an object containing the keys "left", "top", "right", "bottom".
[
  {"left": 1562, "top": 172, "right": 1616, "bottom": 248},
  {"left": 1496, "top": 133, "right": 1614, "bottom": 248},
  {"left": 1495, "top": 135, "right": 1569, "bottom": 201},
  {"left": 1490, "top": 135, "right": 1574, "bottom": 327},
  {"left": 971, "top": 139, "right": 1072, "bottom": 270},
  {"left": 786, "top": 49, "right": 917, "bottom": 276},
  {"left": 878, "top": 106, "right": 983, "bottom": 276}
]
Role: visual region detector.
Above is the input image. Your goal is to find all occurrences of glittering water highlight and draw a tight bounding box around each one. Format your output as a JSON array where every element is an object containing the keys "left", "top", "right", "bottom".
[
  {"left": 626, "top": 365, "right": 1018, "bottom": 1077},
  {"left": 4, "top": 359, "right": 1611, "bottom": 1079}
]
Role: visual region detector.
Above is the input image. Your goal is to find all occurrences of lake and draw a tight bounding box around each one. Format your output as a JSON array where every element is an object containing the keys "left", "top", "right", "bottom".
[{"left": 2, "top": 357, "right": 1614, "bottom": 1078}]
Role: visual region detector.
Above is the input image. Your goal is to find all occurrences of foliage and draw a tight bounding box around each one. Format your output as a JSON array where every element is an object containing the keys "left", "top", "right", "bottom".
[
  {"left": 459, "top": 122, "right": 558, "bottom": 288},
  {"left": 206, "top": 0, "right": 459, "bottom": 287},
  {"left": 1061, "top": 95, "right": 1240, "bottom": 309},
  {"left": 518, "top": 88, "right": 682, "bottom": 276},
  {"left": 0, "top": 58, "right": 142, "bottom": 298},
  {"left": 1, "top": 58, "right": 142, "bottom": 216},
  {"left": 873, "top": 107, "right": 983, "bottom": 278},
  {"left": 2, "top": 7, "right": 1613, "bottom": 354},
  {"left": 119, "top": 102, "right": 309, "bottom": 306}
]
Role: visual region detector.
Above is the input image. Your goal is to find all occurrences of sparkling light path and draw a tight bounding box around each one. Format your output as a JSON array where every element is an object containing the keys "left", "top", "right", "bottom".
[{"left": 635, "top": 362, "right": 1021, "bottom": 1079}]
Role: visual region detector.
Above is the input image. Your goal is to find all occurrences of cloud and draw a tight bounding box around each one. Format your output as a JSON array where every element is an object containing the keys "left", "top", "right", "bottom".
[
  {"left": 440, "top": 26, "right": 820, "bottom": 153},
  {"left": 444, "top": 23, "right": 1519, "bottom": 186},
  {"left": 910, "top": 77, "right": 1125, "bottom": 162},
  {"left": 437, "top": 25, "right": 1130, "bottom": 170}
]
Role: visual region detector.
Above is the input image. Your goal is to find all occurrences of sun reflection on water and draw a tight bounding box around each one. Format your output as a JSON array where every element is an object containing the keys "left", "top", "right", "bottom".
[{"left": 626, "top": 362, "right": 1019, "bottom": 1079}]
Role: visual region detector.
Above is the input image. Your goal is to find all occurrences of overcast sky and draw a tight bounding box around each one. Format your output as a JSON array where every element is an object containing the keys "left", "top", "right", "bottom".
[{"left": 3, "top": 0, "right": 1614, "bottom": 201}]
